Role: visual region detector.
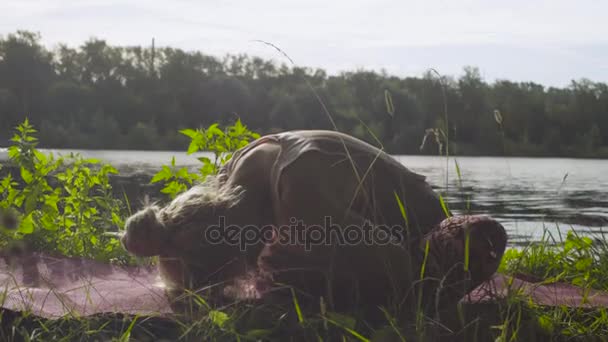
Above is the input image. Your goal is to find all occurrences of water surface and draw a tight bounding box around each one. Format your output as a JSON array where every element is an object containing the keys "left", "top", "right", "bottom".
[
  {"left": 2, "top": 149, "right": 607, "bottom": 244},
  {"left": 397, "top": 156, "right": 608, "bottom": 244}
]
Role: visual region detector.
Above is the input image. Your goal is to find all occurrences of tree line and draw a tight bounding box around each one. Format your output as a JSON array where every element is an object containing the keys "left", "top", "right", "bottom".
[{"left": 1, "top": 30, "right": 607, "bottom": 157}]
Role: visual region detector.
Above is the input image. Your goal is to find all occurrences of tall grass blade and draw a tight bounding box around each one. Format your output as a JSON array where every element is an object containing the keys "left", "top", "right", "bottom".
[
  {"left": 385, "top": 89, "right": 395, "bottom": 116},
  {"left": 393, "top": 191, "right": 410, "bottom": 228},
  {"left": 290, "top": 288, "right": 304, "bottom": 324},
  {"left": 325, "top": 318, "right": 370, "bottom": 342},
  {"left": 439, "top": 195, "right": 451, "bottom": 218}
]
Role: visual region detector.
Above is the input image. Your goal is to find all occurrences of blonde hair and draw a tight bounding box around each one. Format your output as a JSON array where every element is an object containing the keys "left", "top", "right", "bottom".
[{"left": 158, "top": 175, "right": 244, "bottom": 230}]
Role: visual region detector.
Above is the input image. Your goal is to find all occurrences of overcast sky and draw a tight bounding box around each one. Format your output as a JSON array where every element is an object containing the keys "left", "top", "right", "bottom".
[{"left": 1, "top": 0, "right": 606, "bottom": 87}]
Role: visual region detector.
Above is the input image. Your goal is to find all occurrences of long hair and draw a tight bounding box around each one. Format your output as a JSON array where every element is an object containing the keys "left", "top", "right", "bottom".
[{"left": 157, "top": 175, "right": 244, "bottom": 231}]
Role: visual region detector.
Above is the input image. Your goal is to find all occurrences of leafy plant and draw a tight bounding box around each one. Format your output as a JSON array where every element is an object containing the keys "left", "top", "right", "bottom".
[
  {"left": 151, "top": 119, "right": 260, "bottom": 198},
  {"left": 0, "top": 119, "right": 126, "bottom": 261},
  {"left": 181, "top": 119, "right": 260, "bottom": 174},
  {"left": 149, "top": 156, "right": 199, "bottom": 199}
]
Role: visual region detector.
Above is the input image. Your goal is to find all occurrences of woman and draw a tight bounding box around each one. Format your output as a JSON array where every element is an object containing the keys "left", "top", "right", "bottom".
[{"left": 121, "top": 130, "right": 505, "bottom": 318}]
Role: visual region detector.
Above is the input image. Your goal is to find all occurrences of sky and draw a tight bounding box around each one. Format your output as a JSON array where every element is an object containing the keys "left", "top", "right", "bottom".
[{"left": 1, "top": 0, "right": 607, "bottom": 87}]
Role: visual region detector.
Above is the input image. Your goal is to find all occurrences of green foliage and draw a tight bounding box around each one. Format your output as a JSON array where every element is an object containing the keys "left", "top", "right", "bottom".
[
  {"left": 0, "top": 120, "right": 126, "bottom": 261},
  {"left": 181, "top": 119, "right": 260, "bottom": 173},
  {"left": 150, "top": 120, "right": 260, "bottom": 198},
  {"left": 488, "top": 227, "right": 608, "bottom": 340},
  {"left": 149, "top": 156, "right": 199, "bottom": 199},
  {"left": 500, "top": 230, "right": 608, "bottom": 290}
]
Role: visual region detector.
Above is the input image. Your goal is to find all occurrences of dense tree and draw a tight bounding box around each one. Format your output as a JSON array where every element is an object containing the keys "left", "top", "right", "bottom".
[{"left": 1, "top": 31, "right": 607, "bottom": 158}]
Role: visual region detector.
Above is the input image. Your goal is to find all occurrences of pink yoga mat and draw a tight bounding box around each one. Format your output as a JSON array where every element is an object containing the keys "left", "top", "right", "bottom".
[
  {"left": 0, "top": 254, "right": 171, "bottom": 318},
  {"left": 1, "top": 253, "right": 607, "bottom": 319}
]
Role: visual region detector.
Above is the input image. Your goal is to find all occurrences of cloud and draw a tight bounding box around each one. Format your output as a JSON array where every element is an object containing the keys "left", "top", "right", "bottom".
[{"left": 0, "top": 0, "right": 606, "bottom": 86}]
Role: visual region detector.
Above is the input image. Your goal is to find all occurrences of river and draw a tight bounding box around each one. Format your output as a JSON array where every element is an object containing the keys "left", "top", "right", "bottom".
[{"left": 1, "top": 148, "right": 607, "bottom": 245}]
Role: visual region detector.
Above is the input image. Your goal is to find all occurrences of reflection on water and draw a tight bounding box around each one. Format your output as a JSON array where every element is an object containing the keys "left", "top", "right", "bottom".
[{"left": 1, "top": 149, "right": 607, "bottom": 244}]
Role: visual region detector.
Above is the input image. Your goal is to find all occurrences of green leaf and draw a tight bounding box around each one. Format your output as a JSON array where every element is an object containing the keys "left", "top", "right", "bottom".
[
  {"left": 150, "top": 166, "right": 172, "bottom": 183},
  {"left": 176, "top": 168, "right": 194, "bottom": 183},
  {"left": 187, "top": 141, "right": 199, "bottom": 154},
  {"left": 18, "top": 213, "right": 34, "bottom": 234},
  {"left": 179, "top": 129, "right": 199, "bottom": 139},
  {"left": 233, "top": 119, "right": 245, "bottom": 134},
  {"left": 7, "top": 146, "right": 19, "bottom": 160},
  {"left": 572, "top": 276, "right": 586, "bottom": 287},
  {"left": 206, "top": 124, "right": 223, "bottom": 137},
  {"left": 200, "top": 162, "right": 216, "bottom": 177},
  {"left": 238, "top": 139, "right": 249, "bottom": 148},
  {"left": 581, "top": 237, "right": 593, "bottom": 247},
  {"left": 102, "top": 164, "right": 119, "bottom": 174},
  {"left": 40, "top": 213, "right": 57, "bottom": 231},
  {"left": 112, "top": 212, "right": 123, "bottom": 226},
  {"left": 208, "top": 310, "right": 229, "bottom": 328},
  {"left": 33, "top": 149, "right": 47, "bottom": 164},
  {"left": 20, "top": 167, "right": 33, "bottom": 184},
  {"left": 197, "top": 156, "right": 211, "bottom": 164},
  {"left": 64, "top": 217, "right": 75, "bottom": 229},
  {"left": 43, "top": 196, "right": 59, "bottom": 213},
  {"left": 222, "top": 153, "right": 233, "bottom": 164},
  {"left": 161, "top": 182, "right": 187, "bottom": 198},
  {"left": 13, "top": 193, "right": 25, "bottom": 207},
  {"left": 575, "top": 258, "right": 592, "bottom": 271},
  {"left": 1, "top": 174, "right": 13, "bottom": 188},
  {"left": 150, "top": 173, "right": 166, "bottom": 184}
]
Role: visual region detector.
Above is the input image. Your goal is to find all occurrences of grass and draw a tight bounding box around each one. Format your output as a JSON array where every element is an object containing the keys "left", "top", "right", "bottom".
[{"left": 495, "top": 228, "right": 608, "bottom": 340}]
